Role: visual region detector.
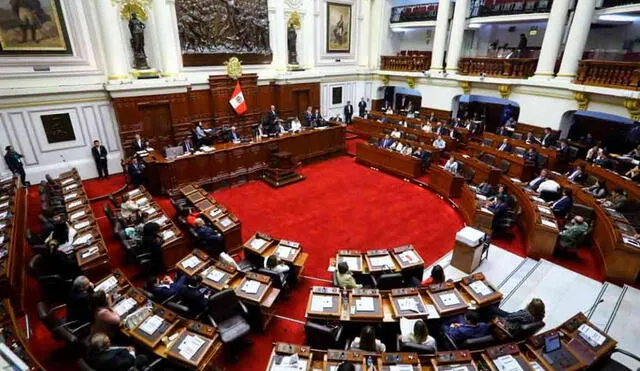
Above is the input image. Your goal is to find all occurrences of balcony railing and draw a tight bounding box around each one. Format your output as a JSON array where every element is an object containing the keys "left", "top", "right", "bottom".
[
  {"left": 599, "top": 0, "right": 640, "bottom": 8},
  {"left": 390, "top": 3, "right": 439, "bottom": 23},
  {"left": 458, "top": 57, "right": 538, "bottom": 78},
  {"left": 381, "top": 55, "right": 432, "bottom": 72},
  {"left": 470, "top": 0, "right": 553, "bottom": 18},
  {"left": 575, "top": 60, "right": 640, "bottom": 90}
]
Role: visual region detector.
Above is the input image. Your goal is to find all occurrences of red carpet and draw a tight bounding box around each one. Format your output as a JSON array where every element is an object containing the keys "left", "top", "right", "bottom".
[{"left": 21, "top": 155, "right": 607, "bottom": 370}]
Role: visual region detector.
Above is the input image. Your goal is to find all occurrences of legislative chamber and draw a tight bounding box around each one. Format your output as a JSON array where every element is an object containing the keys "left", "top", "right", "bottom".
[{"left": 1, "top": 0, "right": 640, "bottom": 370}]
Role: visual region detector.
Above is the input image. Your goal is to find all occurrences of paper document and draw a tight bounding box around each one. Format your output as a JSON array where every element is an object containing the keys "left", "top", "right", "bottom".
[
  {"left": 280, "top": 240, "right": 300, "bottom": 248},
  {"left": 74, "top": 221, "right": 90, "bottom": 230},
  {"left": 95, "top": 276, "right": 118, "bottom": 293},
  {"left": 67, "top": 200, "right": 82, "bottom": 209},
  {"left": 276, "top": 246, "right": 293, "bottom": 259},
  {"left": 476, "top": 194, "right": 487, "bottom": 201},
  {"left": 310, "top": 295, "right": 334, "bottom": 312},
  {"left": 0, "top": 236, "right": 3, "bottom": 245},
  {"left": 390, "top": 365, "right": 414, "bottom": 371},
  {"left": 341, "top": 256, "right": 360, "bottom": 271},
  {"left": 61, "top": 178, "right": 74, "bottom": 185},
  {"left": 206, "top": 269, "right": 225, "bottom": 282},
  {"left": 493, "top": 355, "right": 523, "bottom": 371},
  {"left": 370, "top": 255, "right": 394, "bottom": 268},
  {"left": 469, "top": 280, "right": 493, "bottom": 296},
  {"left": 0, "top": 212, "right": 6, "bottom": 220},
  {"left": 114, "top": 297, "right": 137, "bottom": 316},
  {"left": 0, "top": 223, "right": 5, "bottom": 231},
  {"left": 70, "top": 210, "right": 85, "bottom": 220},
  {"left": 73, "top": 233, "right": 92, "bottom": 246},
  {"left": 152, "top": 216, "right": 168, "bottom": 226},
  {"left": 440, "top": 293, "right": 461, "bottom": 306},
  {"left": 529, "top": 361, "right": 545, "bottom": 371},
  {"left": 219, "top": 218, "right": 233, "bottom": 227},
  {"left": 242, "top": 280, "right": 260, "bottom": 294},
  {"left": 271, "top": 356, "right": 307, "bottom": 371},
  {"left": 398, "top": 297, "right": 420, "bottom": 312},
  {"left": 65, "top": 184, "right": 78, "bottom": 191},
  {"left": 250, "top": 238, "right": 266, "bottom": 251},
  {"left": 139, "top": 315, "right": 163, "bottom": 335},
  {"left": 540, "top": 218, "right": 557, "bottom": 229},
  {"left": 578, "top": 324, "right": 606, "bottom": 347},
  {"left": 399, "top": 250, "right": 419, "bottom": 264},
  {"left": 143, "top": 207, "right": 156, "bottom": 215},
  {"left": 178, "top": 334, "right": 205, "bottom": 360},
  {"left": 64, "top": 193, "right": 77, "bottom": 201},
  {"left": 531, "top": 196, "right": 544, "bottom": 203},
  {"left": 181, "top": 256, "right": 201, "bottom": 269},
  {"left": 80, "top": 246, "right": 99, "bottom": 259},
  {"left": 425, "top": 304, "right": 439, "bottom": 319},
  {"left": 510, "top": 178, "right": 521, "bottom": 184},
  {"left": 162, "top": 230, "right": 175, "bottom": 240},
  {"left": 135, "top": 197, "right": 149, "bottom": 206},
  {"left": 356, "top": 296, "right": 375, "bottom": 312},
  {"left": 209, "top": 208, "right": 222, "bottom": 217},
  {"left": 128, "top": 189, "right": 141, "bottom": 196},
  {"left": 537, "top": 206, "right": 552, "bottom": 215}
]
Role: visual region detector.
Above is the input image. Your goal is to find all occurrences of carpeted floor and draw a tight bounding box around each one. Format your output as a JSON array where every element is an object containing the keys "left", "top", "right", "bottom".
[{"left": 22, "top": 155, "right": 606, "bottom": 370}]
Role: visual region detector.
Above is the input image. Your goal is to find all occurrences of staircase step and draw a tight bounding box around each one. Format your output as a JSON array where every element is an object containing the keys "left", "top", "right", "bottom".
[
  {"left": 604, "top": 285, "right": 640, "bottom": 370},
  {"left": 587, "top": 282, "right": 624, "bottom": 330}
]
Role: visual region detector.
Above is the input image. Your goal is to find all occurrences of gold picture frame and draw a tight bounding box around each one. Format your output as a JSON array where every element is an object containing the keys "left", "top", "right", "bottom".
[{"left": 326, "top": 2, "right": 351, "bottom": 54}]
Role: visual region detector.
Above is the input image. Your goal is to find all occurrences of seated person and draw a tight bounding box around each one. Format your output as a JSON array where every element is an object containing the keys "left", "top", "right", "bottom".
[
  {"left": 625, "top": 165, "right": 640, "bottom": 182},
  {"left": 443, "top": 311, "right": 490, "bottom": 344},
  {"left": 585, "top": 145, "right": 600, "bottom": 162},
  {"left": 350, "top": 326, "right": 386, "bottom": 352},
  {"left": 380, "top": 135, "right": 394, "bottom": 149},
  {"left": 146, "top": 274, "right": 187, "bottom": 303},
  {"left": 336, "top": 363, "right": 355, "bottom": 371},
  {"left": 524, "top": 131, "right": 536, "bottom": 144},
  {"left": 527, "top": 169, "right": 548, "bottom": 192},
  {"left": 496, "top": 126, "right": 510, "bottom": 137},
  {"left": 87, "top": 333, "right": 147, "bottom": 371},
  {"left": 401, "top": 144, "right": 414, "bottom": 156},
  {"left": 178, "top": 275, "right": 208, "bottom": 314},
  {"left": 444, "top": 157, "right": 459, "bottom": 174},
  {"left": 523, "top": 148, "right": 538, "bottom": 163},
  {"left": 119, "top": 197, "right": 142, "bottom": 226},
  {"left": 488, "top": 298, "right": 545, "bottom": 337},
  {"left": 550, "top": 188, "right": 573, "bottom": 219},
  {"left": 67, "top": 276, "right": 94, "bottom": 325},
  {"left": 449, "top": 128, "right": 461, "bottom": 141},
  {"left": 312, "top": 109, "right": 325, "bottom": 127},
  {"left": 476, "top": 182, "right": 494, "bottom": 197},
  {"left": 594, "top": 152, "right": 611, "bottom": 169},
  {"left": 400, "top": 319, "right": 437, "bottom": 351},
  {"left": 487, "top": 197, "right": 509, "bottom": 222},
  {"left": 432, "top": 135, "right": 446, "bottom": 151},
  {"left": 625, "top": 144, "right": 640, "bottom": 160},
  {"left": 435, "top": 123, "right": 447, "bottom": 136},
  {"left": 488, "top": 184, "right": 510, "bottom": 204},
  {"left": 264, "top": 254, "right": 290, "bottom": 284},
  {"left": 182, "top": 135, "right": 195, "bottom": 153},
  {"left": 390, "top": 128, "right": 402, "bottom": 139},
  {"left": 422, "top": 122, "right": 432, "bottom": 132},
  {"left": 290, "top": 117, "right": 302, "bottom": 133},
  {"left": 227, "top": 126, "right": 241, "bottom": 142},
  {"left": 557, "top": 216, "right": 589, "bottom": 253},
  {"left": 336, "top": 262, "right": 362, "bottom": 289},
  {"left": 497, "top": 138, "right": 511, "bottom": 152},
  {"left": 194, "top": 218, "right": 223, "bottom": 248},
  {"left": 584, "top": 179, "right": 607, "bottom": 199},
  {"left": 303, "top": 106, "right": 313, "bottom": 127},
  {"left": 420, "top": 264, "right": 445, "bottom": 286},
  {"left": 566, "top": 164, "right": 587, "bottom": 184},
  {"left": 90, "top": 291, "right": 121, "bottom": 338},
  {"left": 46, "top": 214, "right": 76, "bottom": 252},
  {"left": 602, "top": 188, "right": 627, "bottom": 211},
  {"left": 181, "top": 207, "right": 201, "bottom": 228},
  {"left": 412, "top": 147, "right": 430, "bottom": 169},
  {"left": 390, "top": 141, "right": 405, "bottom": 153}
]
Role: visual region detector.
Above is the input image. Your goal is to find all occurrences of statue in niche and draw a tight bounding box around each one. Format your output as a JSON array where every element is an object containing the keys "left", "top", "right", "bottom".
[
  {"left": 128, "top": 13, "right": 149, "bottom": 70},
  {"left": 287, "top": 24, "right": 298, "bottom": 65}
]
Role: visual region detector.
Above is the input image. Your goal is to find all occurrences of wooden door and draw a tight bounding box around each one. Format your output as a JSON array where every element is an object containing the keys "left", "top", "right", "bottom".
[
  {"left": 139, "top": 103, "right": 173, "bottom": 149},
  {"left": 293, "top": 90, "right": 310, "bottom": 120}
]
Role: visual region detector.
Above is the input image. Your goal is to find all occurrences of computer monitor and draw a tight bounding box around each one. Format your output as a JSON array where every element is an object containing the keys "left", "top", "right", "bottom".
[{"left": 543, "top": 333, "right": 561, "bottom": 353}]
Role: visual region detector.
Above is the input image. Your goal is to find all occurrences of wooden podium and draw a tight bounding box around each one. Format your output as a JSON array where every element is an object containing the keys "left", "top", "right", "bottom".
[
  {"left": 450, "top": 227, "right": 486, "bottom": 273},
  {"left": 430, "top": 165, "right": 464, "bottom": 198}
]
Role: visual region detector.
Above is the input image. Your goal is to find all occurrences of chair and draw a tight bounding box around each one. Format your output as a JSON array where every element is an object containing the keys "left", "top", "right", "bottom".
[
  {"left": 37, "top": 301, "right": 90, "bottom": 349},
  {"left": 463, "top": 167, "right": 476, "bottom": 183},
  {"left": 397, "top": 336, "right": 436, "bottom": 354},
  {"left": 498, "top": 160, "right": 511, "bottom": 175},
  {"left": 108, "top": 194, "right": 120, "bottom": 210},
  {"left": 102, "top": 204, "right": 117, "bottom": 228},
  {"left": 482, "top": 138, "right": 494, "bottom": 147},
  {"left": 372, "top": 272, "right": 404, "bottom": 290},
  {"left": 513, "top": 147, "right": 526, "bottom": 157},
  {"left": 25, "top": 228, "right": 44, "bottom": 246},
  {"left": 206, "top": 289, "right": 251, "bottom": 344},
  {"left": 536, "top": 154, "right": 548, "bottom": 169},
  {"left": 568, "top": 146, "right": 579, "bottom": 160},
  {"left": 571, "top": 203, "right": 595, "bottom": 224},
  {"left": 28, "top": 255, "right": 73, "bottom": 301},
  {"left": 480, "top": 154, "right": 495, "bottom": 166},
  {"left": 444, "top": 332, "right": 496, "bottom": 350},
  {"left": 256, "top": 267, "right": 289, "bottom": 291},
  {"left": 77, "top": 357, "right": 164, "bottom": 371},
  {"left": 170, "top": 198, "right": 187, "bottom": 215},
  {"left": 595, "top": 348, "right": 640, "bottom": 371},
  {"left": 512, "top": 132, "right": 523, "bottom": 140},
  {"left": 304, "top": 321, "right": 344, "bottom": 349}
]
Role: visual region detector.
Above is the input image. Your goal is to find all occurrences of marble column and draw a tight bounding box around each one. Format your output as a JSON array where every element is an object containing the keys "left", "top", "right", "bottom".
[
  {"left": 152, "top": 0, "right": 180, "bottom": 77},
  {"left": 556, "top": 0, "right": 597, "bottom": 80},
  {"left": 430, "top": 0, "right": 452, "bottom": 74},
  {"left": 445, "top": 0, "right": 468, "bottom": 74},
  {"left": 95, "top": 0, "right": 129, "bottom": 81},
  {"left": 532, "top": 0, "right": 571, "bottom": 79}
]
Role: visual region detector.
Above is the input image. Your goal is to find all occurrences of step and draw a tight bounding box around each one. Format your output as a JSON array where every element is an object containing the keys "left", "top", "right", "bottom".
[
  {"left": 497, "top": 258, "right": 539, "bottom": 301},
  {"left": 605, "top": 285, "right": 640, "bottom": 370},
  {"left": 587, "top": 282, "right": 624, "bottom": 330}
]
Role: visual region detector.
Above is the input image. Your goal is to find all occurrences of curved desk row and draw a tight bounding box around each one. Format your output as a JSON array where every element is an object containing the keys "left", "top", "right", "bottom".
[
  {"left": 467, "top": 142, "right": 536, "bottom": 182},
  {"left": 355, "top": 142, "right": 424, "bottom": 179},
  {"left": 0, "top": 176, "right": 26, "bottom": 311},
  {"left": 482, "top": 132, "right": 560, "bottom": 170},
  {"left": 367, "top": 111, "right": 471, "bottom": 144}
]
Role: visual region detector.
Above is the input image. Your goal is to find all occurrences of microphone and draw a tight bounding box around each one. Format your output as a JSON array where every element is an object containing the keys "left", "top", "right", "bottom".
[{"left": 583, "top": 299, "right": 604, "bottom": 315}]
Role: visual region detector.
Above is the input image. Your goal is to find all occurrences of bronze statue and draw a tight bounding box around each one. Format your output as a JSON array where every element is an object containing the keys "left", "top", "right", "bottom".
[
  {"left": 287, "top": 24, "right": 298, "bottom": 65},
  {"left": 129, "top": 13, "right": 149, "bottom": 70}
]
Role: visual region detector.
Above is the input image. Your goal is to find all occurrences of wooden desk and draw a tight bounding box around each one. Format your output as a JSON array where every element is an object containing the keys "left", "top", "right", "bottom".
[
  {"left": 0, "top": 299, "right": 45, "bottom": 370},
  {"left": 243, "top": 233, "right": 309, "bottom": 279},
  {"left": 337, "top": 250, "right": 364, "bottom": 273},
  {"left": 348, "top": 289, "right": 384, "bottom": 321},
  {"left": 431, "top": 350, "right": 476, "bottom": 371},
  {"left": 389, "top": 288, "right": 431, "bottom": 319},
  {"left": 0, "top": 177, "right": 27, "bottom": 310},
  {"left": 144, "top": 124, "right": 346, "bottom": 195},
  {"left": 482, "top": 343, "right": 536, "bottom": 371},
  {"left": 352, "top": 117, "right": 458, "bottom": 152},
  {"left": 427, "top": 286, "right": 468, "bottom": 316},
  {"left": 457, "top": 185, "right": 494, "bottom": 235},
  {"left": 378, "top": 352, "right": 421, "bottom": 370},
  {"left": 459, "top": 273, "right": 503, "bottom": 306},
  {"left": 453, "top": 154, "right": 502, "bottom": 186},
  {"left": 305, "top": 287, "right": 342, "bottom": 320},
  {"left": 468, "top": 142, "right": 536, "bottom": 181},
  {"left": 266, "top": 343, "right": 314, "bottom": 371},
  {"left": 355, "top": 142, "right": 423, "bottom": 179},
  {"left": 430, "top": 164, "right": 464, "bottom": 198},
  {"left": 484, "top": 132, "right": 559, "bottom": 170}
]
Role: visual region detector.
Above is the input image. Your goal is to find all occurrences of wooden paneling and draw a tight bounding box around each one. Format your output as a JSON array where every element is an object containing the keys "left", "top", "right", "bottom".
[{"left": 275, "top": 82, "right": 320, "bottom": 119}]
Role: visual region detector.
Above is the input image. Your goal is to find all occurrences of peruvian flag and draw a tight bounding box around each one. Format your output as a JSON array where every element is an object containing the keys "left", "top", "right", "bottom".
[{"left": 229, "top": 81, "right": 247, "bottom": 115}]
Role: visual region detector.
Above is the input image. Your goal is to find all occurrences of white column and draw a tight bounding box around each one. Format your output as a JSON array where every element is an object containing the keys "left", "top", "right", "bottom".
[
  {"left": 556, "top": 0, "right": 597, "bottom": 81},
  {"left": 274, "top": 4, "right": 287, "bottom": 70},
  {"left": 430, "top": 0, "right": 452, "bottom": 74},
  {"left": 152, "top": 0, "right": 180, "bottom": 76},
  {"left": 445, "top": 0, "right": 468, "bottom": 74},
  {"left": 358, "top": 0, "right": 371, "bottom": 68},
  {"left": 95, "top": 0, "right": 129, "bottom": 81},
  {"left": 368, "top": 0, "right": 386, "bottom": 70},
  {"left": 532, "top": 0, "right": 571, "bottom": 79}
]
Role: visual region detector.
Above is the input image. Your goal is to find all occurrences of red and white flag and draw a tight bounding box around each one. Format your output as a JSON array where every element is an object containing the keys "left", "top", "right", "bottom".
[{"left": 229, "top": 81, "right": 247, "bottom": 115}]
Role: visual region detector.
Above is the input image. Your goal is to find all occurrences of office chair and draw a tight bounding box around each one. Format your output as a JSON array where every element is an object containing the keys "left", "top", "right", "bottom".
[
  {"left": 444, "top": 332, "right": 495, "bottom": 351},
  {"left": 536, "top": 154, "right": 548, "bottom": 169},
  {"left": 570, "top": 203, "right": 595, "bottom": 225},
  {"left": 595, "top": 348, "right": 640, "bottom": 371},
  {"left": 77, "top": 357, "right": 164, "bottom": 371},
  {"left": 396, "top": 336, "right": 436, "bottom": 354},
  {"left": 37, "top": 301, "right": 90, "bottom": 349},
  {"left": 28, "top": 254, "right": 73, "bottom": 302},
  {"left": 372, "top": 272, "right": 404, "bottom": 290},
  {"left": 256, "top": 267, "right": 290, "bottom": 291},
  {"left": 463, "top": 168, "right": 476, "bottom": 183},
  {"left": 498, "top": 160, "right": 511, "bottom": 175},
  {"left": 512, "top": 132, "right": 523, "bottom": 140},
  {"left": 304, "top": 321, "right": 344, "bottom": 349},
  {"left": 513, "top": 147, "right": 526, "bottom": 157},
  {"left": 206, "top": 289, "right": 251, "bottom": 344},
  {"left": 480, "top": 154, "right": 495, "bottom": 166}
]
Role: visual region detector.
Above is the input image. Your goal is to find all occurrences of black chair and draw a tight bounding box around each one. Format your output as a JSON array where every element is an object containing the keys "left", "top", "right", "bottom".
[
  {"left": 77, "top": 357, "right": 164, "bottom": 371},
  {"left": 206, "top": 289, "right": 251, "bottom": 345},
  {"left": 372, "top": 272, "right": 404, "bottom": 290},
  {"left": 482, "top": 139, "right": 493, "bottom": 147},
  {"left": 498, "top": 160, "right": 511, "bottom": 175},
  {"left": 37, "top": 301, "right": 90, "bottom": 349},
  {"left": 513, "top": 147, "right": 526, "bottom": 157},
  {"left": 102, "top": 204, "right": 117, "bottom": 228},
  {"left": 256, "top": 267, "right": 289, "bottom": 291},
  {"left": 463, "top": 167, "right": 476, "bottom": 183},
  {"left": 444, "top": 332, "right": 496, "bottom": 350},
  {"left": 28, "top": 254, "right": 73, "bottom": 301},
  {"left": 595, "top": 348, "right": 640, "bottom": 371},
  {"left": 512, "top": 132, "right": 523, "bottom": 140},
  {"left": 571, "top": 203, "right": 595, "bottom": 225},
  {"left": 480, "top": 154, "right": 495, "bottom": 166},
  {"left": 396, "top": 336, "right": 436, "bottom": 354},
  {"left": 304, "top": 321, "right": 344, "bottom": 349},
  {"left": 536, "top": 154, "right": 548, "bottom": 169}
]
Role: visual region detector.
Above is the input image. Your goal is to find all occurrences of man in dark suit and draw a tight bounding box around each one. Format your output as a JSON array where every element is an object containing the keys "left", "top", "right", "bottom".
[
  {"left": 523, "top": 148, "right": 538, "bottom": 163},
  {"left": 228, "top": 126, "right": 241, "bottom": 142},
  {"left": 303, "top": 106, "right": 313, "bottom": 127},
  {"left": 380, "top": 135, "right": 394, "bottom": 149},
  {"left": 4, "top": 145, "right": 26, "bottom": 185},
  {"left": 527, "top": 169, "right": 548, "bottom": 191},
  {"left": 178, "top": 275, "right": 208, "bottom": 315},
  {"left": 91, "top": 140, "right": 109, "bottom": 179},
  {"left": 358, "top": 98, "right": 367, "bottom": 117},
  {"left": 127, "top": 157, "right": 146, "bottom": 186},
  {"left": 435, "top": 123, "right": 447, "bottom": 136},
  {"left": 343, "top": 101, "right": 354, "bottom": 124},
  {"left": 194, "top": 218, "right": 223, "bottom": 251},
  {"left": 87, "top": 333, "right": 147, "bottom": 371},
  {"left": 539, "top": 127, "right": 555, "bottom": 147},
  {"left": 267, "top": 105, "right": 278, "bottom": 125},
  {"left": 131, "top": 134, "right": 147, "bottom": 153},
  {"left": 497, "top": 138, "right": 512, "bottom": 152},
  {"left": 146, "top": 274, "right": 187, "bottom": 303},
  {"left": 66, "top": 276, "right": 94, "bottom": 325},
  {"left": 312, "top": 109, "right": 324, "bottom": 127},
  {"left": 182, "top": 135, "right": 195, "bottom": 154},
  {"left": 496, "top": 126, "right": 511, "bottom": 137},
  {"left": 550, "top": 188, "right": 573, "bottom": 218}
]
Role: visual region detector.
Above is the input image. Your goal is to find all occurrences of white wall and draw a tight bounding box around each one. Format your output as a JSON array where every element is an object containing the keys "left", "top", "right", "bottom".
[
  {"left": 320, "top": 80, "right": 375, "bottom": 118},
  {"left": 396, "top": 29, "right": 434, "bottom": 52},
  {"left": 470, "top": 21, "right": 547, "bottom": 57}
]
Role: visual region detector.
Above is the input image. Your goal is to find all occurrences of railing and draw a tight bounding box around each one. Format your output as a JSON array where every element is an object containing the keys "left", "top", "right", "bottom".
[
  {"left": 458, "top": 58, "right": 538, "bottom": 78},
  {"left": 390, "top": 3, "right": 439, "bottom": 23},
  {"left": 599, "top": 0, "right": 640, "bottom": 8},
  {"left": 470, "top": 0, "right": 553, "bottom": 18},
  {"left": 380, "top": 55, "right": 432, "bottom": 72},
  {"left": 575, "top": 60, "right": 640, "bottom": 90}
]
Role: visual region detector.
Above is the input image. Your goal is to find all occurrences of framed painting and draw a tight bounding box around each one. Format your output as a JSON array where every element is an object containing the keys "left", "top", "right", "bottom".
[
  {"left": 326, "top": 2, "right": 351, "bottom": 54},
  {"left": 41, "top": 113, "right": 75, "bottom": 143},
  {"left": 0, "top": 0, "right": 72, "bottom": 54}
]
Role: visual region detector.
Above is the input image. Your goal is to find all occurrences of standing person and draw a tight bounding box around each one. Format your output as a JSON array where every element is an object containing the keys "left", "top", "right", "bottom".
[
  {"left": 343, "top": 101, "right": 354, "bottom": 124},
  {"left": 358, "top": 97, "right": 367, "bottom": 117},
  {"left": 4, "top": 145, "right": 26, "bottom": 185},
  {"left": 131, "top": 134, "right": 147, "bottom": 153},
  {"left": 127, "top": 158, "right": 146, "bottom": 187},
  {"left": 91, "top": 140, "right": 109, "bottom": 179},
  {"left": 517, "top": 33, "right": 527, "bottom": 57}
]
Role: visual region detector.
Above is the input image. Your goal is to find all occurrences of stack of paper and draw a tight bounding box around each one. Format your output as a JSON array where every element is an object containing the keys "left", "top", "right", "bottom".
[
  {"left": 70, "top": 210, "right": 85, "bottom": 220},
  {"left": 128, "top": 189, "right": 141, "bottom": 197},
  {"left": 74, "top": 221, "right": 90, "bottom": 230},
  {"left": 493, "top": 355, "right": 523, "bottom": 371},
  {"left": 476, "top": 194, "right": 487, "bottom": 201},
  {"left": 219, "top": 218, "right": 233, "bottom": 227},
  {"left": 206, "top": 269, "right": 225, "bottom": 282},
  {"left": 135, "top": 197, "right": 149, "bottom": 206},
  {"left": 481, "top": 207, "right": 494, "bottom": 214},
  {"left": 356, "top": 297, "right": 375, "bottom": 312},
  {"left": 80, "top": 246, "right": 99, "bottom": 259},
  {"left": 250, "top": 238, "right": 266, "bottom": 251},
  {"left": 114, "top": 297, "right": 137, "bottom": 316},
  {"left": 310, "top": 295, "right": 334, "bottom": 311},
  {"left": 469, "top": 280, "right": 493, "bottom": 296},
  {"left": 341, "top": 256, "right": 360, "bottom": 271},
  {"left": 389, "top": 365, "right": 414, "bottom": 371},
  {"left": 177, "top": 334, "right": 206, "bottom": 360},
  {"left": 531, "top": 196, "right": 544, "bottom": 203},
  {"left": 162, "top": 230, "right": 175, "bottom": 241},
  {"left": 399, "top": 250, "right": 419, "bottom": 264},
  {"left": 139, "top": 315, "right": 163, "bottom": 335},
  {"left": 95, "top": 276, "right": 118, "bottom": 293},
  {"left": 276, "top": 246, "right": 293, "bottom": 259},
  {"left": 67, "top": 200, "right": 82, "bottom": 209},
  {"left": 370, "top": 255, "right": 394, "bottom": 268},
  {"left": 64, "top": 193, "right": 77, "bottom": 201},
  {"left": 143, "top": 207, "right": 156, "bottom": 215},
  {"left": 537, "top": 206, "right": 552, "bottom": 215},
  {"left": 181, "top": 256, "right": 201, "bottom": 269},
  {"left": 540, "top": 218, "right": 557, "bottom": 229},
  {"left": 398, "top": 297, "right": 419, "bottom": 312},
  {"left": 73, "top": 234, "right": 92, "bottom": 246},
  {"left": 440, "top": 293, "right": 460, "bottom": 306},
  {"left": 578, "top": 324, "right": 606, "bottom": 347},
  {"left": 65, "top": 184, "right": 78, "bottom": 191},
  {"left": 152, "top": 216, "right": 168, "bottom": 226},
  {"left": 61, "top": 178, "right": 74, "bottom": 185},
  {"left": 242, "top": 280, "right": 260, "bottom": 294}
]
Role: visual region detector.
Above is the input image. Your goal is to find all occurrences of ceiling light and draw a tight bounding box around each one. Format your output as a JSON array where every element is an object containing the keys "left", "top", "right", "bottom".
[{"left": 598, "top": 14, "right": 637, "bottom": 22}]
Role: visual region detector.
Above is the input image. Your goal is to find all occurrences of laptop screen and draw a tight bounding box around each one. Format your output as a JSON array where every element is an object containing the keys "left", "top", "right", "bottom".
[{"left": 544, "top": 333, "right": 561, "bottom": 353}]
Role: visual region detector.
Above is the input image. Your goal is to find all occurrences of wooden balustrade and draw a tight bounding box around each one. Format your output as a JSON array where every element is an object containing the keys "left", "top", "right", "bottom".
[
  {"left": 575, "top": 60, "right": 640, "bottom": 91},
  {"left": 457, "top": 57, "right": 537, "bottom": 78},
  {"left": 380, "top": 55, "right": 431, "bottom": 72}
]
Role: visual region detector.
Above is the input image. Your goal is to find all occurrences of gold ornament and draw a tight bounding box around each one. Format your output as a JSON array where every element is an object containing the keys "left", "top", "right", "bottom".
[
  {"left": 406, "top": 77, "right": 416, "bottom": 89},
  {"left": 498, "top": 84, "right": 511, "bottom": 99},
  {"left": 225, "top": 57, "right": 243, "bottom": 80},
  {"left": 460, "top": 81, "right": 471, "bottom": 95},
  {"left": 288, "top": 11, "right": 302, "bottom": 30},
  {"left": 573, "top": 92, "right": 590, "bottom": 111},
  {"left": 111, "top": 0, "right": 151, "bottom": 21},
  {"left": 624, "top": 98, "right": 640, "bottom": 121},
  {"left": 380, "top": 75, "right": 389, "bottom": 86}
]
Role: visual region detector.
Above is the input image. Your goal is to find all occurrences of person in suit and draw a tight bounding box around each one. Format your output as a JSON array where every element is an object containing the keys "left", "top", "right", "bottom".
[
  {"left": 390, "top": 140, "right": 404, "bottom": 153},
  {"left": 350, "top": 326, "right": 386, "bottom": 352},
  {"left": 343, "top": 101, "right": 354, "bottom": 124},
  {"left": 584, "top": 179, "right": 608, "bottom": 199},
  {"left": 443, "top": 311, "right": 490, "bottom": 344},
  {"left": 228, "top": 126, "right": 241, "bottom": 142},
  {"left": 550, "top": 188, "right": 573, "bottom": 218},
  {"left": 179, "top": 275, "right": 208, "bottom": 314},
  {"left": 380, "top": 101, "right": 391, "bottom": 113},
  {"left": 497, "top": 138, "right": 511, "bottom": 152},
  {"left": 449, "top": 127, "right": 461, "bottom": 141},
  {"left": 496, "top": 126, "right": 510, "bottom": 137},
  {"left": 524, "top": 131, "right": 536, "bottom": 144},
  {"left": 145, "top": 274, "right": 187, "bottom": 303},
  {"left": 131, "top": 134, "right": 147, "bottom": 153},
  {"left": 435, "top": 123, "right": 447, "bottom": 136},
  {"left": 87, "top": 333, "right": 147, "bottom": 371},
  {"left": 90, "top": 290, "right": 121, "bottom": 338},
  {"left": 312, "top": 109, "right": 324, "bottom": 127},
  {"left": 67, "top": 276, "right": 94, "bottom": 325},
  {"left": 557, "top": 140, "right": 570, "bottom": 157},
  {"left": 336, "top": 262, "right": 362, "bottom": 289},
  {"left": 428, "top": 112, "right": 437, "bottom": 122},
  {"left": 625, "top": 144, "right": 640, "bottom": 160},
  {"left": 380, "top": 135, "right": 394, "bottom": 149},
  {"left": 91, "top": 140, "right": 109, "bottom": 179},
  {"left": 432, "top": 135, "right": 446, "bottom": 151},
  {"left": 594, "top": 152, "right": 612, "bottom": 169},
  {"left": 127, "top": 157, "right": 146, "bottom": 187},
  {"left": 412, "top": 147, "right": 430, "bottom": 170},
  {"left": 487, "top": 299, "right": 545, "bottom": 338},
  {"left": 303, "top": 106, "right": 314, "bottom": 127},
  {"left": 523, "top": 147, "right": 538, "bottom": 163},
  {"left": 444, "top": 157, "right": 459, "bottom": 174},
  {"left": 141, "top": 222, "right": 164, "bottom": 273},
  {"left": 194, "top": 218, "right": 223, "bottom": 250},
  {"left": 539, "top": 127, "right": 555, "bottom": 147},
  {"left": 557, "top": 216, "right": 589, "bottom": 253},
  {"left": 488, "top": 197, "right": 509, "bottom": 221},
  {"left": 566, "top": 164, "right": 587, "bottom": 184},
  {"left": 193, "top": 122, "right": 212, "bottom": 146},
  {"left": 182, "top": 135, "right": 195, "bottom": 154},
  {"left": 527, "top": 169, "right": 548, "bottom": 192},
  {"left": 266, "top": 105, "right": 278, "bottom": 125},
  {"left": 4, "top": 145, "right": 26, "bottom": 185},
  {"left": 358, "top": 97, "right": 367, "bottom": 117}
]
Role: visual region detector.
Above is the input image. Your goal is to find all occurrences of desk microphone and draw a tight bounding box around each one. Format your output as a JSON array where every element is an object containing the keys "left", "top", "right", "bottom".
[{"left": 583, "top": 299, "right": 604, "bottom": 315}]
